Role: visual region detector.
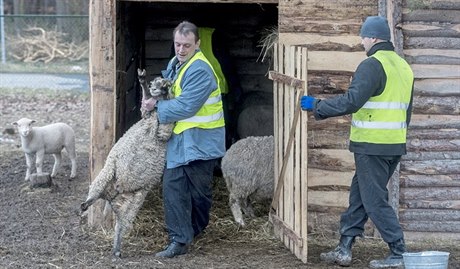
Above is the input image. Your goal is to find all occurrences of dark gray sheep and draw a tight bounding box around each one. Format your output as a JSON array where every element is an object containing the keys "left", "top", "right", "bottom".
[{"left": 221, "top": 135, "right": 274, "bottom": 227}]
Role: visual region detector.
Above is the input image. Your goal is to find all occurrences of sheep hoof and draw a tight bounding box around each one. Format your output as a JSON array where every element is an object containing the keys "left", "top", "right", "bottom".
[
  {"left": 112, "top": 251, "right": 122, "bottom": 260},
  {"left": 80, "top": 202, "right": 89, "bottom": 212}
]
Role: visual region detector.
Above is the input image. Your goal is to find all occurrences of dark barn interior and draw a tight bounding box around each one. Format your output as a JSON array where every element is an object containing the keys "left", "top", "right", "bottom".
[{"left": 115, "top": 2, "right": 278, "bottom": 144}]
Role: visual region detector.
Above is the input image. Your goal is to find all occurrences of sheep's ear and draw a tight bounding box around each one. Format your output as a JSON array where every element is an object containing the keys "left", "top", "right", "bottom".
[
  {"left": 12, "top": 121, "right": 18, "bottom": 126},
  {"left": 31, "top": 120, "right": 36, "bottom": 125}
]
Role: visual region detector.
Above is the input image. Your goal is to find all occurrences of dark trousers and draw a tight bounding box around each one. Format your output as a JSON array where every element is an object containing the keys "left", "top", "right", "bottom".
[
  {"left": 339, "top": 153, "right": 404, "bottom": 243},
  {"left": 162, "top": 159, "right": 216, "bottom": 244}
]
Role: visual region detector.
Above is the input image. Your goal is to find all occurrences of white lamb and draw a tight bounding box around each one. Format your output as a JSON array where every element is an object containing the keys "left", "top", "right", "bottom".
[
  {"left": 80, "top": 69, "right": 173, "bottom": 258},
  {"left": 13, "top": 118, "right": 77, "bottom": 181},
  {"left": 221, "top": 135, "right": 274, "bottom": 227}
]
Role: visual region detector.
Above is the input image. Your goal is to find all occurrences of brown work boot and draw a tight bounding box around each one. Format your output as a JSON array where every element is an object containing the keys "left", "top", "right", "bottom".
[
  {"left": 369, "top": 238, "right": 406, "bottom": 268},
  {"left": 320, "top": 235, "right": 355, "bottom": 267}
]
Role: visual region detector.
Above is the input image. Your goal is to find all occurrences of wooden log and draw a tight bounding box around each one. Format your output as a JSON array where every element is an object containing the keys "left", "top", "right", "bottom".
[
  {"left": 402, "top": 8, "right": 460, "bottom": 23},
  {"left": 400, "top": 208, "right": 460, "bottom": 221},
  {"left": 401, "top": 221, "right": 460, "bottom": 233},
  {"left": 400, "top": 174, "right": 460, "bottom": 187},
  {"left": 405, "top": 231, "right": 460, "bottom": 241},
  {"left": 407, "top": 128, "right": 460, "bottom": 139},
  {"left": 405, "top": 37, "right": 460, "bottom": 50},
  {"left": 410, "top": 114, "right": 460, "bottom": 129},
  {"left": 406, "top": 138, "right": 460, "bottom": 152},
  {"left": 30, "top": 173, "right": 52, "bottom": 188},
  {"left": 279, "top": 19, "right": 362, "bottom": 35},
  {"left": 307, "top": 51, "right": 365, "bottom": 72},
  {"left": 403, "top": 0, "right": 460, "bottom": 10},
  {"left": 402, "top": 22, "right": 460, "bottom": 38},
  {"left": 279, "top": 0, "right": 376, "bottom": 21},
  {"left": 403, "top": 150, "right": 460, "bottom": 161},
  {"left": 307, "top": 129, "right": 349, "bottom": 149},
  {"left": 411, "top": 64, "right": 460, "bottom": 79},
  {"left": 401, "top": 159, "right": 460, "bottom": 174},
  {"left": 404, "top": 49, "right": 460, "bottom": 65},
  {"left": 309, "top": 149, "right": 355, "bottom": 171},
  {"left": 405, "top": 52, "right": 460, "bottom": 64},
  {"left": 278, "top": 33, "right": 361, "bottom": 47},
  {"left": 413, "top": 78, "right": 460, "bottom": 97},
  {"left": 308, "top": 71, "right": 352, "bottom": 95},
  {"left": 308, "top": 114, "right": 351, "bottom": 131},
  {"left": 401, "top": 187, "right": 460, "bottom": 200},
  {"left": 308, "top": 168, "right": 353, "bottom": 187},
  {"left": 308, "top": 190, "right": 349, "bottom": 208},
  {"left": 402, "top": 199, "right": 460, "bottom": 209},
  {"left": 412, "top": 96, "right": 460, "bottom": 115}
]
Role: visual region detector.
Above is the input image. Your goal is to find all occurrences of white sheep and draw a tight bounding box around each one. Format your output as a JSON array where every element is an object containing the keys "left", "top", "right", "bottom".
[
  {"left": 221, "top": 135, "right": 274, "bottom": 227},
  {"left": 80, "top": 69, "right": 173, "bottom": 258},
  {"left": 13, "top": 118, "right": 77, "bottom": 181}
]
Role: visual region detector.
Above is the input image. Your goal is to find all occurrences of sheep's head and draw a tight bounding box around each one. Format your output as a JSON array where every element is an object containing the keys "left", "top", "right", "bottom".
[
  {"left": 13, "top": 118, "right": 36, "bottom": 137},
  {"left": 149, "top": 77, "right": 173, "bottom": 100}
]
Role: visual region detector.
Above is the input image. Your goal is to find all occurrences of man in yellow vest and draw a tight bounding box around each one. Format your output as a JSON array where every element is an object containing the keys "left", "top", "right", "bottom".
[
  {"left": 300, "top": 16, "right": 414, "bottom": 268},
  {"left": 142, "top": 21, "right": 226, "bottom": 258}
]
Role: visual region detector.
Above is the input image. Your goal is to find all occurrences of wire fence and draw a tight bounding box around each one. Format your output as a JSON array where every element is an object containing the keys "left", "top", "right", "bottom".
[{"left": 0, "top": 14, "right": 89, "bottom": 91}]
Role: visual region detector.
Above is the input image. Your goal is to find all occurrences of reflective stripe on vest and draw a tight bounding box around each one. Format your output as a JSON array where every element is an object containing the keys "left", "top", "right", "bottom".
[
  {"left": 350, "top": 50, "right": 413, "bottom": 144},
  {"left": 198, "top": 27, "right": 229, "bottom": 94},
  {"left": 173, "top": 51, "right": 225, "bottom": 134}
]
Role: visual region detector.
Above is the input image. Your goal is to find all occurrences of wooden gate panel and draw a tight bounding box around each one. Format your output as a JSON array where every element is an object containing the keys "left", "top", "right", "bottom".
[{"left": 269, "top": 43, "right": 308, "bottom": 263}]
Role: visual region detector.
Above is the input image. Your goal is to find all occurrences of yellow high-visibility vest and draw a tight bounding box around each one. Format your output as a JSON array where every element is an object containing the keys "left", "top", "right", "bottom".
[
  {"left": 173, "top": 51, "right": 225, "bottom": 134},
  {"left": 350, "top": 50, "right": 413, "bottom": 144},
  {"left": 198, "top": 27, "right": 229, "bottom": 94}
]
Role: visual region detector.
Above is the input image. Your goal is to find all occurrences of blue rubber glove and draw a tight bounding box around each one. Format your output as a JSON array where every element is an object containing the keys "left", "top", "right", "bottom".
[{"left": 300, "top": 95, "right": 316, "bottom": 111}]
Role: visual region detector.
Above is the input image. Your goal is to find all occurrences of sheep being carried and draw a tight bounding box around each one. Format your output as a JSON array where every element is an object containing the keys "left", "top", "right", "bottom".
[{"left": 80, "top": 69, "right": 173, "bottom": 258}]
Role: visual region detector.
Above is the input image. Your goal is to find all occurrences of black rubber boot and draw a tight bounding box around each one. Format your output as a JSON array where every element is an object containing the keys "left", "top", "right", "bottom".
[
  {"left": 320, "top": 235, "right": 355, "bottom": 267},
  {"left": 369, "top": 238, "right": 406, "bottom": 268}
]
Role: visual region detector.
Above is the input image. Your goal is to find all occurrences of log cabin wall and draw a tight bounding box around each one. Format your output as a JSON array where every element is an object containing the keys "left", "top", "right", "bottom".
[{"left": 399, "top": 0, "right": 460, "bottom": 239}]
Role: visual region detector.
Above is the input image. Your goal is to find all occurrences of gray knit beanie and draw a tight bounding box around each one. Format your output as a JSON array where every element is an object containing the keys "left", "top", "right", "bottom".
[{"left": 360, "top": 16, "right": 391, "bottom": 41}]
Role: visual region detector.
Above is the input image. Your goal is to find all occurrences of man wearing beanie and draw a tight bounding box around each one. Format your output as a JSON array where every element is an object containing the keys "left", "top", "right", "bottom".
[{"left": 300, "top": 16, "right": 414, "bottom": 268}]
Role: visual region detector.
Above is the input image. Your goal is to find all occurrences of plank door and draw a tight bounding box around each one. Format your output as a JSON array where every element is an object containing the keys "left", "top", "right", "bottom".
[{"left": 269, "top": 43, "right": 309, "bottom": 263}]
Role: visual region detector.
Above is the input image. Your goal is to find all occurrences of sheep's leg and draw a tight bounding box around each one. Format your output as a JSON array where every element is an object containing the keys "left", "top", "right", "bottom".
[
  {"left": 65, "top": 145, "right": 77, "bottom": 178},
  {"left": 241, "top": 197, "right": 256, "bottom": 218},
  {"left": 24, "top": 153, "right": 33, "bottom": 181},
  {"left": 229, "top": 193, "right": 245, "bottom": 227},
  {"left": 35, "top": 149, "right": 45, "bottom": 175},
  {"left": 137, "top": 68, "right": 150, "bottom": 118},
  {"left": 81, "top": 157, "right": 116, "bottom": 213},
  {"left": 51, "top": 153, "right": 62, "bottom": 177},
  {"left": 112, "top": 190, "right": 149, "bottom": 258}
]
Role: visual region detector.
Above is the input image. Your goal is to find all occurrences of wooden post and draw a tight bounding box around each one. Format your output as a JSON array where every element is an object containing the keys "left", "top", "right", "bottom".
[{"left": 88, "top": 0, "right": 116, "bottom": 228}]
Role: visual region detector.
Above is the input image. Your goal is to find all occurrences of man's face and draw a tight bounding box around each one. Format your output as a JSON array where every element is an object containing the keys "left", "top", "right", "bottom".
[
  {"left": 174, "top": 32, "right": 200, "bottom": 64},
  {"left": 361, "top": 37, "right": 376, "bottom": 53}
]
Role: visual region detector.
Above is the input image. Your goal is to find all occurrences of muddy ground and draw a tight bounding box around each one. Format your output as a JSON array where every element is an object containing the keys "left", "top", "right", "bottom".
[{"left": 0, "top": 88, "right": 458, "bottom": 269}]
